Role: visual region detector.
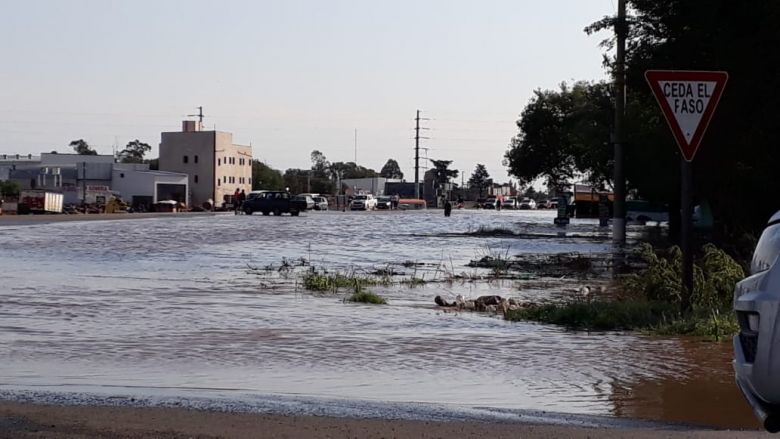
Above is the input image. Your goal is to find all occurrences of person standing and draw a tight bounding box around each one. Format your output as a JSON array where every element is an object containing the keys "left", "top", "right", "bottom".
[
  {"left": 444, "top": 200, "right": 452, "bottom": 217},
  {"left": 496, "top": 198, "right": 502, "bottom": 211},
  {"left": 239, "top": 189, "right": 246, "bottom": 213},
  {"left": 233, "top": 188, "right": 241, "bottom": 214}
]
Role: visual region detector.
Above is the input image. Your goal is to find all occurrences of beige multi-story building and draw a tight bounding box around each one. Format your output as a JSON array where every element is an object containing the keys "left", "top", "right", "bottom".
[{"left": 159, "top": 121, "right": 253, "bottom": 208}]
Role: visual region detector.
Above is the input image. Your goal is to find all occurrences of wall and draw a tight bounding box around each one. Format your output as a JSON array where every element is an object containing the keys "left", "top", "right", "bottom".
[
  {"left": 213, "top": 132, "right": 252, "bottom": 205},
  {"left": 159, "top": 131, "right": 215, "bottom": 207}
]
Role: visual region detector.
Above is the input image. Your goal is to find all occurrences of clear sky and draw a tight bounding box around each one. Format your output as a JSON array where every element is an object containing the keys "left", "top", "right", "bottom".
[{"left": 0, "top": 0, "right": 614, "bottom": 183}]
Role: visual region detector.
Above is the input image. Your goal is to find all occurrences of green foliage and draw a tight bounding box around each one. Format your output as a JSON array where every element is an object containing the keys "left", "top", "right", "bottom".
[
  {"left": 330, "top": 161, "right": 378, "bottom": 179},
  {"left": 0, "top": 180, "right": 21, "bottom": 196},
  {"left": 118, "top": 139, "right": 151, "bottom": 163},
  {"left": 506, "top": 300, "right": 678, "bottom": 331},
  {"left": 283, "top": 168, "right": 333, "bottom": 195},
  {"left": 503, "top": 81, "right": 613, "bottom": 189},
  {"left": 429, "top": 159, "right": 458, "bottom": 188},
  {"left": 380, "top": 159, "right": 404, "bottom": 179},
  {"left": 346, "top": 290, "right": 387, "bottom": 305},
  {"left": 622, "top": 243, "right": 744, "bottom": 310},
  {"left": 252, "top": 160, "right": 284, "bottom": 191},
  {"left": 302, "top": 272, "right": 377, "bottom": 292},
  {"left": 589, "top": 1, "right": 780, "bottom": 234},
  {"left": 310, "top": 150, "right": 331, "bottom": 178},
  {"left": 468, "top": 164, "right": 492, "bottom": 197},
  {"left": 70, "top": 139, "right": 97, "bottom": 155}
]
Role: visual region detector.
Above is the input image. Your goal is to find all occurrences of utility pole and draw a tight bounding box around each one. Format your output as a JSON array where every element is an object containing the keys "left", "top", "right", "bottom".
[
  {"left": 612, "top": 0, "right": 627, "bottom": 246},
  {"left": 354, "top": 129, "right": 358, "bottom": 164},
  {"left": 414, "top": 110, "right": 429, "bottom": 199},
  {"left": 188, "top": 106, "right": 205, "bottom": 130}
]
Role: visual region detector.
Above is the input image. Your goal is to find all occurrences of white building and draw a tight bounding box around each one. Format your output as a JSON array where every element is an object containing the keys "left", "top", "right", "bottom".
[{"left": 111, "top": 163, "right": 189, "bottom": 210}]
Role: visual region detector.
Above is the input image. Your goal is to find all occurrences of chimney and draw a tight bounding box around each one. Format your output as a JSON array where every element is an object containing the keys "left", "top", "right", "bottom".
[{"left": 182, "top": 120, "right": 199, "bottom": 132}]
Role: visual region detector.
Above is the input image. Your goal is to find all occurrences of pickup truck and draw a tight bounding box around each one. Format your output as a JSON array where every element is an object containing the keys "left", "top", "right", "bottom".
[{"left": 242, "top": 191, "right": 307, "bottom": 216}]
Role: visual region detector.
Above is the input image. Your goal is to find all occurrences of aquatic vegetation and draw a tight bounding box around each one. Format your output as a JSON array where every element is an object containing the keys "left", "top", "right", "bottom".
[
  {"left": 346, "top": 290, "right": 388, "bottom": 305},
  {"left": 505, "top": 300, "right": 677, "bottom": 331},
  {"left": 508, "top": 243, "right": 744, "bottom": 340},
  {"left": 302, "top": 271, "right": 377, "bottom": 292}
]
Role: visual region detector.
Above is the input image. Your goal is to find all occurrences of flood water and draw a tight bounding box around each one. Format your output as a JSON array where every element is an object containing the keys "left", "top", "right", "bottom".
[{"left": 0, "top": 210, "right": 758, "bottom": 429}]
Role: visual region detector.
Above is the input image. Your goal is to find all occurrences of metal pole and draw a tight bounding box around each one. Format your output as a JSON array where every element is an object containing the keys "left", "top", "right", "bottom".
[
  {"left": 680, "top": 158, "right": 694, "bottom": 311},
  {"left": 612, "top": 0, "right": 627, "bottom": 245},
  {"left": 414, "top": 110, "right": 420, "bottom": 199}
]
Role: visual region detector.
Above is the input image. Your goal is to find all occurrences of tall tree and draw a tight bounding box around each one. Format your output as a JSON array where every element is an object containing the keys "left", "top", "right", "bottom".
[
  {"left": 468, "top": 164, "right": 492, "bottom": 197},
  {"left": 118, "top": 139, "right": 151, "bottom": 163},
  {"left": 586, "top": 0, "right": 780, "bottom": 235},
  {"left": 380, "top": 159, "right": 404, "bottom": 179},
  {"left": 429, "top": 159, "right": 458, "bottom": 186},
  {"left": 69, "top": 139, "right": 97, "bottom": 155},
  {"left": 310, "top": 150, "right": 331, "bottom": 178},
  {"left": 503, "top": 81, "right": 613, "bottom": 191},
  {"left": 329, "top": 161, "right": 378, "bottom": 179},
  {"left": 252, "top": 160, "right": 285, "bottom": 190}
]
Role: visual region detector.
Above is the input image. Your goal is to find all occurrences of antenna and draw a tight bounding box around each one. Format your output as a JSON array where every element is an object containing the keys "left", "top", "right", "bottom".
[
  {"left": 354, "top": 129, "right": 358, "bottom": 164},
  {"left": 187, "top": 106, "right": 205, "bottom": 130}
]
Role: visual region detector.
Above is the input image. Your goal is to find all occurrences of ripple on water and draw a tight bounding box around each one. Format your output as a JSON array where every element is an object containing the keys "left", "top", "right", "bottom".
[{"left": 0, "top": 211, "right": 758, "bottom": 428}]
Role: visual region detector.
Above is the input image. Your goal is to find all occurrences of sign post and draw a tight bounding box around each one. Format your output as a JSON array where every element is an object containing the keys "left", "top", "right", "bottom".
[{"left": 645, "top": 70, "right": 728, "bottom": 309}]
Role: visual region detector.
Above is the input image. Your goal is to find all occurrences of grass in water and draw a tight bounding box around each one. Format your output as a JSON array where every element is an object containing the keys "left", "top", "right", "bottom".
[
  {"left": 346, "top": 290, "right": 388, "bottom": 305},
  {"left": 302, "top": 272, "right": 376, "bottom": 292}
]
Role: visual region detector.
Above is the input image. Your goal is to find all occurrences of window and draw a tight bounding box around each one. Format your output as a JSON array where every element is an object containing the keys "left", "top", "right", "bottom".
[
  {"left": 223, "top": 176, "right": 227, "bottom": 183},
  {"left": 194, "top": 175, "right": 199, "bottom": 183},
  {"left": 120, "top": 173, "right": 124, "bottom": 178},
  {"left": 217, "top": 179, "right": 220, "bottom": 187},
  {"left": 183, "top": 155, "right": 189, "bottom": 163},
  {"left": 194, "top": 155, "right": 199, "bottom": 164},
  {"left": 218, "top": 158, "right": 221, "bottom": 166}
]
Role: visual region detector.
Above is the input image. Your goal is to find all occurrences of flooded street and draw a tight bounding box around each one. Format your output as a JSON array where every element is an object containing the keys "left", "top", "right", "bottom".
[{"left": 0, "top": 210, "right": 757, "bottom": 429}]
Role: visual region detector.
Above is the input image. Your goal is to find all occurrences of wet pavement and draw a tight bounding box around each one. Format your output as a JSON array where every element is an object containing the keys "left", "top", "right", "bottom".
[{"left": 0, "top": 209, "right": 758, "bottom": 429}]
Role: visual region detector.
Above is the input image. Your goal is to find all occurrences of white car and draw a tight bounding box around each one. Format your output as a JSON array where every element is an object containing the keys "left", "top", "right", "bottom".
[
  {"left": 350, "top": 194, "right": 376, "bottom": 211},
  {"left": 734, "top": 210, "right": 780, "bottom": 432},
  {"left": 518, "top": 198, "right": 537, "bottom": 209}
]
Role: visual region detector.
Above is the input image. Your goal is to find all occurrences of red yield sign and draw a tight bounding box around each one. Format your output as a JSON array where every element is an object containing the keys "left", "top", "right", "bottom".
[{"left": 645, "top": 70, "right": 728, "bottom": 161}]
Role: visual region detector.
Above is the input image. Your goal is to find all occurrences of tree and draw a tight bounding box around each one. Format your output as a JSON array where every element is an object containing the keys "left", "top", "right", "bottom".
[
  {"left": 503, "top": 81, "right": 613, "bottom": 191},
  {"left": 429, "top": 159, "right": 458, "bottom": 187},
  {"left": 252, "top": 160, "right": 285, "bottom": 190},
  {"left": 585, "top": 0, "right": 780, "bottom": 236},
  {"left": 0, "top": 180, "right": 21, "bottom": 197},
  {"left": 118, "top": 139, "right": 152, "bottom": 163},
  {"left": 468, "top": 164, "right": 492, "bottom": 197},
  {"left": 329, "top": 161, "right": 378, "bottom": 179},
  {"left": 69, "top": 139, "right": 98, "bottom": 155},
  {"left": 380, "top": 159, "right": 404, "bottom": 179},
  {"left": 310, "top": 150, "right": 331, "bottom": 178}
]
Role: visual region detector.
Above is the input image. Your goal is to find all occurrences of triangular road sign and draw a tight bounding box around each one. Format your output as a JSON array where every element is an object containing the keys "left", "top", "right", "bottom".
[{"left": 645, "top": 70, "right": 728, "bottom": 161}]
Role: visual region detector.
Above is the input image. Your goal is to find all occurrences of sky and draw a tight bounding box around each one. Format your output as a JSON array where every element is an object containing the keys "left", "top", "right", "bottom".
[{"left": 0, "top": 0, "right": 614, "bottom": 183}]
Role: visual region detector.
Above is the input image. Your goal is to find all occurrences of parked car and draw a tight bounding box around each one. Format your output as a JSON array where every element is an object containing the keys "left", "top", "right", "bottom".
[
  {"left": 312, "top": 196, "right": 329, "bottom": 211},
  {"left": 376, "top": 196, "right": 393, "bottom": 210},
  {"left": 482, "top": 197, "right": 497, "bottom": 209},
  {"left": 242, "top": 191, "right": 307, "bottom": 216},
  {"left": 293, "top": 194, "right": 315, "bottom": 210},
  {"left": 518, "top": 198, "right": 537, "bottom": 209},
  {"left": 502, "top": 197, "right": 517, "bottom": 210},
  {"left": 734, "top": 210, "right": 780, "bottom": 432},
  {"left": 350, "top": 194, "right": 377, "bottom": 211}
]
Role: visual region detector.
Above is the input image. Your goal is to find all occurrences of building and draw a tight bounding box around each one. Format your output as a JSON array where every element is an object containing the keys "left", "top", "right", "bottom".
[
  {"left": 111, "top": 163, "right": 189, "bottom": 211},
  {"left": 341, "top": 177, "right": 399, "bottom": 196},
  {"left": 159, "top": 121, "right": 252, "bottom": 208},
  {"left": 0, "top": 153, "right": 114, "bottom": 205}
]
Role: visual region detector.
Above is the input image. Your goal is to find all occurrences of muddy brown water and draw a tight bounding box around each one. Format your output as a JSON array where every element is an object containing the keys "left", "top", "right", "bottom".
[{"left": 0, "top": 210, "right": 758, "bottom": 429}]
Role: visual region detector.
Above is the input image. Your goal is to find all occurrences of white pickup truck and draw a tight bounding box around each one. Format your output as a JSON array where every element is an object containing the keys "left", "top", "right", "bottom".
[{"left": 350, "top": 194, "right": 376, "bottom": 211}]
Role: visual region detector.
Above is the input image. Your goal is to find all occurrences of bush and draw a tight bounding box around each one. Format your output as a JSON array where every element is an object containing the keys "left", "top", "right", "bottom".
[{"left": 621, "top": 243, "right": 744, "bottom": 310}]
